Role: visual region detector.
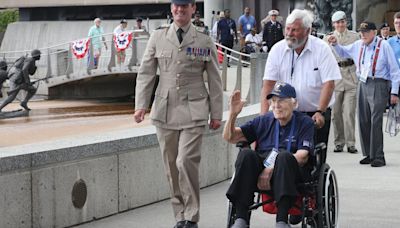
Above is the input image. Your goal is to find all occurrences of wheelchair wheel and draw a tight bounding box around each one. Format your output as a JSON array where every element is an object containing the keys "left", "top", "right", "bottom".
[
  {"left": 227, "top": 172, "right": 236, "bottom": 228},
  {"left": 317, "top": 163, "right": 339, "bottom": 228}
]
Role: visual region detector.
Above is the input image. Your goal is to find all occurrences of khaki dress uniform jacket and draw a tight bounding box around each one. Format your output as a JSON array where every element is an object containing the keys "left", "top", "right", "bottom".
[
  {"left": 135, "top": 23, "right": 223, "bottom": 223},
  {"left": 324, "top": 29, "right": 359, "bottom": 149}
]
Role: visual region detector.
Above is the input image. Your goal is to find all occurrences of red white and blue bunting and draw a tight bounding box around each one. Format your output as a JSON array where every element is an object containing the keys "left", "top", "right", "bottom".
[
  {"left": 71, "top": 38, "right": 90, "bottom": 59},
  {"left": 114, "top": 31, "right": 133, "bottom": 52}
]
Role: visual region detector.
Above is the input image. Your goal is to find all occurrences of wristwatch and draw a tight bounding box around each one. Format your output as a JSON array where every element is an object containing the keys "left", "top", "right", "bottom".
[{"left": 316, "top": 110, "right": 325, "bottom": 115}]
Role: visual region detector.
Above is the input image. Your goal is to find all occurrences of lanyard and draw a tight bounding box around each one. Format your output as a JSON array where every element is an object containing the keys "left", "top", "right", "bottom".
[
  {"left": 274, "top": 113, "right": 296, "bottom": 152},
  {"left": 291, "top": 50, "right": 296, "bottom": 79},
  {"left": 358, "top": 37, "right": 382, "bottom": 77}
]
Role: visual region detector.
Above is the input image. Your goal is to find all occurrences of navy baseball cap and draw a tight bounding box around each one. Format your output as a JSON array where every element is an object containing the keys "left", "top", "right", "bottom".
[
  {"left": 358, "top": 21, "right": 376, "bottom": 32},
  {"left": 266, "top": 82, "right": 296, "bottom": 100},
  {"left": 171, "top": 0, "right": 195, "bottom": 4}
]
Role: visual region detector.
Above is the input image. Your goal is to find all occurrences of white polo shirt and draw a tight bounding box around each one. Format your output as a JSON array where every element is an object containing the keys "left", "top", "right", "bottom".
[{"left": 263, "top": 35, "right": 341, "bottom": 112}]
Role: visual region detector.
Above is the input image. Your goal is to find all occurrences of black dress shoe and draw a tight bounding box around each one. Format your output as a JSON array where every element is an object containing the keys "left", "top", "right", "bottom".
[
  {"left": 174, "top": 221, "right": 185, "bottom": 228},
  {"left": 371, "top": 158, "right": 386, "bottom": 167},
  {"left": 333, "top": 145, "right": 344, "bottom": 152},
  {"left": 183, "top": 221, "right": 198, "bottom": 228},
  {"left": 359, "top": 156, "right": 371, "bottom": 164},
  {"left": 347, "top": 146, "right": 358, "bottom": 153}
]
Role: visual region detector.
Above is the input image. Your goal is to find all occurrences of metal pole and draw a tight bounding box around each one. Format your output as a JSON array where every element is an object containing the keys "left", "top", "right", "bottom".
[
  {"left": 108, "top": 34, "right": 116, "bottom": 71},
  {"left": 221, "top": 48, "right": 228, "bottom": 91},
  {"left": 234, "top": 57, "right": 242, "bottom": 91},
  {"left": 246, "top": 52, "right": 268, "bottom": 104},
  {"left": 65, "top": 43, "right": 73, "bottom": 78},
  {"left": 46, "top": 48, "right": 52, "bottom": 79}
]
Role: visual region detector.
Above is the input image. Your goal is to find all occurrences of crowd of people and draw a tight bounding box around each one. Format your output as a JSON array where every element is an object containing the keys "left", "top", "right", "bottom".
[
  {"left": 87, "top": 17, "right": 149, "bottom": 68},
  {"left": 132, "top": 1, "right": 400, "bottom": 227}
]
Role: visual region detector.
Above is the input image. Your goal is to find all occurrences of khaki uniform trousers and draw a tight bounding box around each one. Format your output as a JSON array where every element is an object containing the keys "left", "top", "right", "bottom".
[
  {"left": 332, "top": 87, "right": 357, "bottom": 148},
  {"left": 156, "top": 126, "right": 205, "bottom": 223}
]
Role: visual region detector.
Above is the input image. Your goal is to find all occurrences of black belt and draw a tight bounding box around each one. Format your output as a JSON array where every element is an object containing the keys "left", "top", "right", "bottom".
[{"left": 338, "top": 59, "right": 354, "bottom": 67}]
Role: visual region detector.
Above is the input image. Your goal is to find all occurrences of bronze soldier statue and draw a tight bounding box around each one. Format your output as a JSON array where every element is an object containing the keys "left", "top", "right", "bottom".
[
  {"left": 0, "top": 60, "right": 7, "bottom": 98},
  {"left": 0, "top": 49, "right": 41, "bottom": 112}
]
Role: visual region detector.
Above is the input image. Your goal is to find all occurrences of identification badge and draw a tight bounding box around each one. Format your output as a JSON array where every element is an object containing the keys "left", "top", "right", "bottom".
[
  {"left": 263, "top": 149, "right": 279, "bottom": 168},
  {"left": 246, "top": 23, "right": 251, "bottom": 30},
  {"left": 360, "top": 64, "right": 370, "bottom": 83},
  {"left": 230, "top": 28, "right": 234, "bottom": 35}
]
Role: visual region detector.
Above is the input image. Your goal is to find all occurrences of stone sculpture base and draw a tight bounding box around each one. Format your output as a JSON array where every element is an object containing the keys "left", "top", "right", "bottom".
[{"left": 0, "top": 109, "right": 29, "bottom": 119}]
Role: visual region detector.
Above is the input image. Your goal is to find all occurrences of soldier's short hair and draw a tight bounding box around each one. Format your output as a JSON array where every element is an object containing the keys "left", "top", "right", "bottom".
[{"left": 394, "top": 12, "right": 400, "bottom": 20}]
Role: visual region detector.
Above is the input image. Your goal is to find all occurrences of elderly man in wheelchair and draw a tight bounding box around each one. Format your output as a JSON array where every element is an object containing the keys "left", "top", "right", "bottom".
[{"left": 223, "top": 82, "right": 338, "bottom": 228}]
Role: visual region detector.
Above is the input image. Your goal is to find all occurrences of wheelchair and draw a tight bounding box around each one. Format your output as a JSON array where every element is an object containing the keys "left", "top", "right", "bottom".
[{"left": 227, "top": 142, "right": 339, "bottom": 228}]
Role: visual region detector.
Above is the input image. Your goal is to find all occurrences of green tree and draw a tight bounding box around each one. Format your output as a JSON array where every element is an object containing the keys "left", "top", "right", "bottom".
[{"left": 0, "top": 10, "right": 19, "bottom": 33}]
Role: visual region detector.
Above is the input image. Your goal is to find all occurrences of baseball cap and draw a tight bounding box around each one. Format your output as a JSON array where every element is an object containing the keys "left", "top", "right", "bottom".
[
  {"left": 120, "top": 19, "right": 128, "bottom": 24},
  {"left": 171, "top": 0, "right": 195, "bottom": 4},
  {"left": 266, "top": 82, "right": 296, "bottom": 100},
  {"left": 380, "top": 22, "right": 390, "bottom": 29},
  {"left": 331, "top": 11, "right": 346, "bottom": 22},
  {"left": 358, "top": 21, "right": 377, "bottom": 32}
]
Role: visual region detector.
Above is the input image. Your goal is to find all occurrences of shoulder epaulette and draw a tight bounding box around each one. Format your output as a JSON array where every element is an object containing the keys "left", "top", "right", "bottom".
[{"left": 194, "top": 26, "right": 209, "bottom": 35}]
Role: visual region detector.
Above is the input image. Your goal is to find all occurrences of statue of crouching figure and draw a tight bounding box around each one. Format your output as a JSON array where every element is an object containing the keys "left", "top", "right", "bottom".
[{"left": 0, "top": 49, "right": 41, "bottom": 112}]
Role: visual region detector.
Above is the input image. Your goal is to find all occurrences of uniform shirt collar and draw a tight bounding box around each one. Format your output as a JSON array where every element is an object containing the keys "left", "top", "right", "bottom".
[
  {"left": 334, "top": 29, "right": 347, "bottom": 38},
  {"left": 173, "top": 22, "right": 191, "bottom": 33}
]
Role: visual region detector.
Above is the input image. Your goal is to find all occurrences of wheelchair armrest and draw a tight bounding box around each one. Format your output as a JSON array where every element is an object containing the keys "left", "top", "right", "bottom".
[
  {"left": 236, "top": 141, "right": 250, "bottom": 148},
  {"left": 313, "top": 142, "right": 327, "bottom": 171}
]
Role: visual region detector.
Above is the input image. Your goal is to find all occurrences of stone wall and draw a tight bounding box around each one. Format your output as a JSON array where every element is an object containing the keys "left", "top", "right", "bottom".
[{"left": 0, "top": 104, "right": 259, "bottom": 228}]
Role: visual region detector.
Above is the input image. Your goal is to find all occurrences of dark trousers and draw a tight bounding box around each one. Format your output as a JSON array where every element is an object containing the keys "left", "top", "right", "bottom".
[
  {"left": 226, "top": 149, "right": 303, "bottom": 209},
  {"left": 220, "top": 39, "right": 234, "bottom": 63},
  {"left": 358, "top": 79, "right": 389, "bottom": 159}
]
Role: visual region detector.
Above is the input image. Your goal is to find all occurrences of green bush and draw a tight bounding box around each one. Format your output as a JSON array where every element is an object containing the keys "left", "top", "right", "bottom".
[{"left": 0, "top": 10, "right": 19, "bottom": 32}]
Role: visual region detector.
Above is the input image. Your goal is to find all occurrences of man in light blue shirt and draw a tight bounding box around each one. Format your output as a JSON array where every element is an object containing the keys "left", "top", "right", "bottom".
[
  {"left": 328, "top": 21, "right": 400, "bottom": 167},
  {"left": 388, "top": 12, "right": 400, "bottom": 69},
  {"left": 238, "top": 7, "right": 256, "bottom": 48},
  {"left": 88, "top": 18, "right": 108, "bottom": 68}
]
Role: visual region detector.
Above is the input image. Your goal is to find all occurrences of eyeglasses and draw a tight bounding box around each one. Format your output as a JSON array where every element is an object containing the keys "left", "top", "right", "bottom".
[{"left": 269, "top": 97, "right": 292, "bottom": 105}]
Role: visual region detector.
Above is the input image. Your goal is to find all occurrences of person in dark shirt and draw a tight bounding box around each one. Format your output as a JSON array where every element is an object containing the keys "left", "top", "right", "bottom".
[
  {"left": 379, "top": 22, "right": 391, "bottom": 40},
  {"left": 262, "top": 10, "right": 284, "bottom": 52},
  {"left": 192, "top": 12, "right": 205, "bottom": 27},
  {"left": 217, "top": 9, "right": 238, "bottom": 66},
  {"left": 223, "top": 82, "right": 314, "bottom": 228}
]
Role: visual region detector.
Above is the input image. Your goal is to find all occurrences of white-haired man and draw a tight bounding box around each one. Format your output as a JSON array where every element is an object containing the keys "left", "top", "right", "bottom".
[
  {"left": 261, "top": 9, "right": 340, "bottom": 155},
  {"left": 88, "top": 18, "right": 108, "bottom": 68},
  {"left": 224, "top": 82, "right": 314, "bottom": 228},
  {"left": 328, "top": 21, "right": 400, "bottom": 167}
]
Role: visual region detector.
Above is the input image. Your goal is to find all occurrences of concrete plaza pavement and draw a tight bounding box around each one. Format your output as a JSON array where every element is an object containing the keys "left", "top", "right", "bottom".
[{"left": 75, "top": 115, "right": 400, "bottom": 228}]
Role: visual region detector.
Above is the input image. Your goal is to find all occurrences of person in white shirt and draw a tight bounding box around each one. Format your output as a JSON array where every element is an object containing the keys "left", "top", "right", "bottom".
[
  {"left": 113, "top": 19, "right": 128, "bottom": 65},
  {"left": 261, "top": 9, "right": 340, "bottom": 164},
  {"left": 244, "top": 28, "right": 263, "bottom": 53}
]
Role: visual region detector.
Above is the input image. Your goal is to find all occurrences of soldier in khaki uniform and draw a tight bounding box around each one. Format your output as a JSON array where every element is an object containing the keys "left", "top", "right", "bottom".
[
  {"left": 133, "top": 0, "right": 223, "bottom": 227},
  {"left": 324, "top": 11, "right": 359, "bottom": 153}
]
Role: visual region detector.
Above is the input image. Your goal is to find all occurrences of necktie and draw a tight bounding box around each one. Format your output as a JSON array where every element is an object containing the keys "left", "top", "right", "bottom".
[{"left": 177, "top": 28, "right": 183, "bottom": 44}]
